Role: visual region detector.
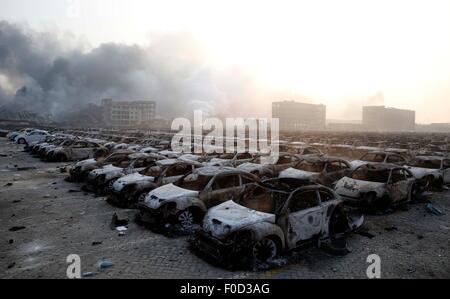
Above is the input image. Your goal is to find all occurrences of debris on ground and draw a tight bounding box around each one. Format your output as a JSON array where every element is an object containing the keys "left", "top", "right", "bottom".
[
  {"left": 92, "top": 241, "right": 103, "bottom": 246},
  {"left": 5, "top": 183, "right": 13, "bottom": 187},
  {"left": 9, "top": 226, "right": 26, "bottom": 232},
  {"left": 356, "top": 230, "right": 375, "bottom": 239},
  {"left": 12, "top": 199, "right": 22, "bottom": 203},
  {"left": 384, "top": 226, "right": 398, "bottom": 232},
  {"left": 425, "top": 203, "right": 444, "bottom": 216},
  {"left": 8, "top": 239, "right": 14, "bottom": 244},
  {"left": 97, "top": 260, "right": 114, "bottom": 270},
  {"left": 7, "top": 262, "right": 15, "bottom": 269},
  {"left": 16, "top": 166, "right": 37, "bottom": 171},
  {"left": 68, "top": 189, "right": 82, "bottom": 193},
  {"left": 110, "top": 213, "right": 129, "bottom": 230}
]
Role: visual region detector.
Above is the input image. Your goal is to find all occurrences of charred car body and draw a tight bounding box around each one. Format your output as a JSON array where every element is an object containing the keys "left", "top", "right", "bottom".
[
  {"left": 137, "top": 167, "right": 259, "bottom": 229},
  {"left": 334, "top": 164, "right": 417, "bottom": 212},
  {"left": 404, "top": 156, "right": 450, "bottom": 190},
  {"left": 108, "top": 159, "right": 204, "bottom": 208},
  {"left": 279, "top": 156, "right": 351, "bottom": 187},
  {"left": 350, "top": 151, "right": 409, "bottom": 170},
  {"left": 46, "top": 140, "right": 108, "bottom": 162},
  {"left": 192, "top": 181, "right": 363, "bottom": 268},
  {"left": 85, "top": 153, "right": 162, "bottom": 193}
]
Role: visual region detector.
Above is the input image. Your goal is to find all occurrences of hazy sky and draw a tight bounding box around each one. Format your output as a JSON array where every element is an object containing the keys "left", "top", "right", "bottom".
[{"left": 1, "top": 0, "right": 450, "bottom": 123}]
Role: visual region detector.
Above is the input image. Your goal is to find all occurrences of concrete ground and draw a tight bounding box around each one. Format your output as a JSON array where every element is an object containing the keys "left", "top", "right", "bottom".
[{"left": 0, "top": 138, "right": 449, "bottom": 279}]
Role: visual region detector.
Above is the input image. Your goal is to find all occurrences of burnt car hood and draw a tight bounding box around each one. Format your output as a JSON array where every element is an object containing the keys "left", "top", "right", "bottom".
[
  {"left": 335, "top": 177, "right": 386, "bottom": 199},
  {"left": 88, "top": 164, "right": 123, "bottom": 180},
  {"left": 113, "top": 173, "right": 155, "bottom": 192},
  {"left": 143, "top": 183, "right": 199, "bottom": 209},
  {"left": 75, "top": 158, "right": 98, "bottom": 170},
  {"left": 203, "top": 200, "right": 276, "bottom": 240},
  {"left": 279, "top": 168, "right": 319, "bottom": 180},
  {"left": 404, "top": 166, "right": 440, "bottom": 179}
]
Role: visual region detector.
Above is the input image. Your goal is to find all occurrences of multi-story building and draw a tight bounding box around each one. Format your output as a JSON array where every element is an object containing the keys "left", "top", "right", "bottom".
[
  {"left": 272, "top": 101, "right": 326, "bottom": 131},
  {"left": 363, "top": 106, "right": 415, "bottom": 132},
  {"left": 102, "top": 99, "right": 156, "bottom": 126}
]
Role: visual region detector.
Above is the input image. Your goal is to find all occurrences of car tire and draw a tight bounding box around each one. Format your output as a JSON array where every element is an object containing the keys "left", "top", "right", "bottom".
[
  {"left": 177, "top": 209, "right": 196, "bottom": 229},
  {"left": 18, "top": 138, "right": 26, "bottom": 145},
  {"left": 251, "top": 237, "right": 279, "bottom": 263}
]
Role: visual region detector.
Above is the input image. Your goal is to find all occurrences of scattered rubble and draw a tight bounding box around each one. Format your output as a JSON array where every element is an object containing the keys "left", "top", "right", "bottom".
[{"left": 9, "top": 226, "right": 26, "bottom": 232}]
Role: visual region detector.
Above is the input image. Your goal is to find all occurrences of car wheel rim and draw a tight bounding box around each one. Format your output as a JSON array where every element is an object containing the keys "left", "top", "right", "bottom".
[
  {"left": 108, "top": 180, "right": 115, "bottom": 190},
  {"left": 137, "top": 193, "right": 147, "bottom": 203},
  {"left": 178, "top": 210, "right": 194, "bottom": 228},
  {"left": 252, "top": 238, "right": 277, "bottom": 262}
]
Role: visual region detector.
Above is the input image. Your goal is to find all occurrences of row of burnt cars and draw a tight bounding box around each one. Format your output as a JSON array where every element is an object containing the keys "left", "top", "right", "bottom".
[{"left": 13, "top": 129, "right": 450, "bottom": 269}]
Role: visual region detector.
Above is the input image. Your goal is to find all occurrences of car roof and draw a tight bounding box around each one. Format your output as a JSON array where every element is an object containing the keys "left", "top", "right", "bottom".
[{"left": 193, "top": 166, "right": 243, "bottom": 177}]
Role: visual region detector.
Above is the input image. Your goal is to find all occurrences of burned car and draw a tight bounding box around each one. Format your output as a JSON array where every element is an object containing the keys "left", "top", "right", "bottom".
[
  {"left": 404, "top": 156, "right": 450, "bottom": 190},
  {"left": 207, "top": 152, "right": 257, "bottom": 167},
  {"left": 334, "top": 164, "right": 417, "bottom": 211},
  {"left": 85, "top": 153, "right": 161, "bottom": 193},
  {"left": 237, "top": 153, "right": 302, "bottom": 177},
  {"left": 350, "top": 151, "right": 409, "bottom": 170},
  {"left": 47, "top": 140, "right": 108, "bottom": 162},
  {"left": 279, "top": 156, "right": 351, "bottom": 187},
  {"left": 69, "top": 150, "right": 136, "bottom": 181},
  {"left": 136, "top": 167, "right": 259, "bottom": 229},
  {"left": 107, "top": 159, "right": 203, "bottom": 208},
  {"left": 192, "top": 182, "right": 363, "bottom": 267}
]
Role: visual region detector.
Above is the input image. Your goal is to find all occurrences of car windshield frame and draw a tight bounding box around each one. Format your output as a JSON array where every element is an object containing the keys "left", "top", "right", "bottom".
[{"left": 350, "top": 167, "right": 390, "bottom": 183}]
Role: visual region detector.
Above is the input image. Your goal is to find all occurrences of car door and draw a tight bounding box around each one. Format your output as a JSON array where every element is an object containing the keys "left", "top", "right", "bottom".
[
  {"left": 284, "top": 190, "right": 323, "bottom": 248},
  {"left": 387, "top": 169, "right": 409, "bottom": 202},
  {"left": 205, "top": 174, "right": 242, "bottom": 208},
  {"left": 70, "top": 141, "right": 90, "bottom": 160},
  {"left": 26, "top": 132, "right": 39, "bottom": 143}
]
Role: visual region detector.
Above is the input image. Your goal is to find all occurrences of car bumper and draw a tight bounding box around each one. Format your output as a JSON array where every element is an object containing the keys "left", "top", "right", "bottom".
[
  {"left": 108, "top": 191, "right": 131, "bottom": 207},
  {"left": 192, "top": 230, "right": 235, "bottom": 264},
  {"left": 136, "top": 203, "right": 165, "bottom": 226}
]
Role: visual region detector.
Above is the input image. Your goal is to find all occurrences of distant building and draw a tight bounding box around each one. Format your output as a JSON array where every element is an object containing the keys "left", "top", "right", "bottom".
[
  {"left": 272, "top": 101, "right": 326, "bottom": 131},
  {"left": 102, "top": 99, "right": 156, "bottom": 126},
  {"left": 363, "top": 106, "right": 415, "bottom": 132}
]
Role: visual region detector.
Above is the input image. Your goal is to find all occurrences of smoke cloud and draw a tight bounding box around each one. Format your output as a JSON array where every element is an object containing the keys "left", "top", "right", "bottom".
[{"left": 0, "top": 21, "right": 269, "bottom": 122}]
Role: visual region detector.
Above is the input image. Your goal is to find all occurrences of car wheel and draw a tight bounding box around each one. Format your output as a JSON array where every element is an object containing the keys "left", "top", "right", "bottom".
[
  {"left": 136, "top": 192, "right": 149, "bottom": 203},
  {"left": 252, "top": 238, "right": 278, "bottom": 263},
  {"left": 18, "top": 138, "right": 26, "bottom": 145},
  {"left": 177, "top": 209, "right": 195, "bottom": 229},
  {"left": 107, "top": 180, "right": 116, "bottom": 191}
]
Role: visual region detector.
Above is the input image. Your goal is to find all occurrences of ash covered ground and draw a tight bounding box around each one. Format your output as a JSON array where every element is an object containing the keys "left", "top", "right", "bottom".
[{"left": 1, "top": 138, "right": 449, "bottom": 279}]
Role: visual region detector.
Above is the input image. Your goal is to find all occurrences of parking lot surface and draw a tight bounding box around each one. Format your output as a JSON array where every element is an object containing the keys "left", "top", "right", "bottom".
[{"left": 1, "top": 138, "right": 449, "bottom": 279}]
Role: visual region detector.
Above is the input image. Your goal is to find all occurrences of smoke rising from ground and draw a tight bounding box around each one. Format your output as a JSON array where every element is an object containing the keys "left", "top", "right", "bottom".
[{"left": 0, "top": 21, "right": 271, "bottom": 121}]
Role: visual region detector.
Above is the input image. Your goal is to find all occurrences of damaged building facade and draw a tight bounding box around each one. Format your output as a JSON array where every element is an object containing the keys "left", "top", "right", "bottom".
[
  {"left": 272, "top": 101, "right": 326, "bottom": 132},
  {"left": 102, "top": 99, "right": 156, "bottom": 127}
]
